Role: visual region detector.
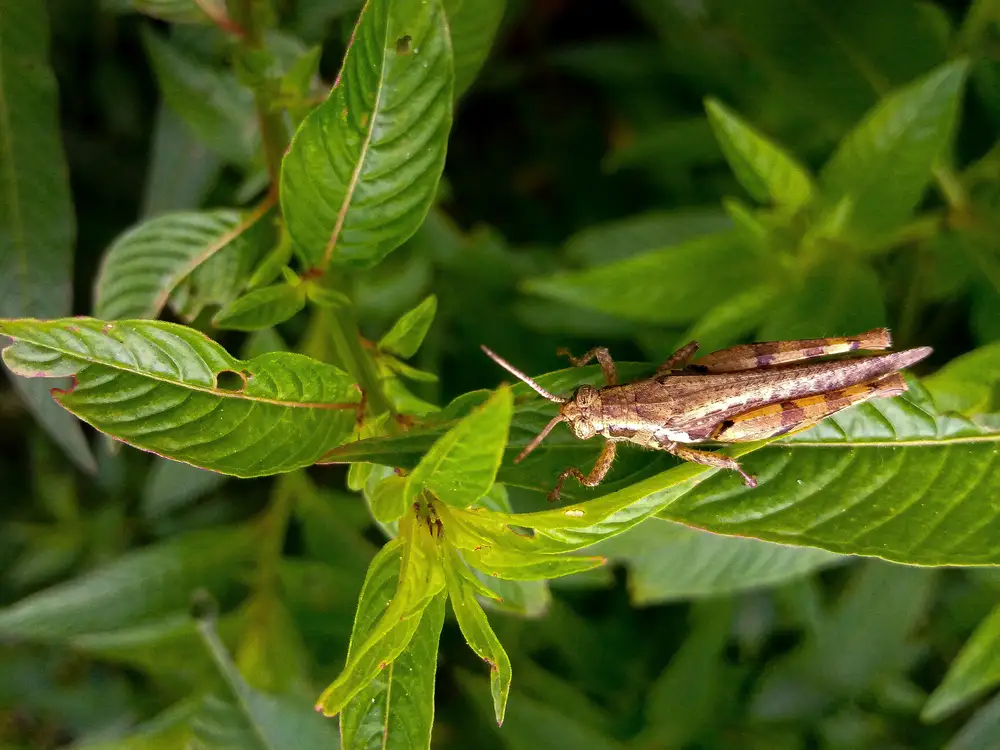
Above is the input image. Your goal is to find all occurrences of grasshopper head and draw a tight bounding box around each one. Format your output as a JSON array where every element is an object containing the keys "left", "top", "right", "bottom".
[{"left": 561, "top": 385, "right": 600, "bottom": 440}]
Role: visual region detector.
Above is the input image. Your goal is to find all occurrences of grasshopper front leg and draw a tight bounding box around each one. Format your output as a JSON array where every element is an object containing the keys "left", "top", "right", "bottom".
[
  {"left": 659, "top": 440, "right": 758, "bottom": 488},
  {"left": 557, "top": 346, "right": 618, "bottom": 385},
  {"left": 692, "top": 328, "right": 893, "bottom": 373},
  {"left": 549, "top": 439, "right": 617, "bottom": 502}
]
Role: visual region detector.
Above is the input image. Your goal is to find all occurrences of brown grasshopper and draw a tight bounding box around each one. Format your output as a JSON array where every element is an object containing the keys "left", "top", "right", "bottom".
[{"left": 481, "top": 329, "right": 931, "bottom": 500}]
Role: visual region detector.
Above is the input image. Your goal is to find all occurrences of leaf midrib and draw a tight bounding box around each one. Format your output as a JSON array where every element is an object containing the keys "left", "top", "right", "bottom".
[
  {"left": 322, "top": 3, "right": 390, "bottom": 268},
  {"left": 3, "top": 329, "right": 357, "bottom": 410}
]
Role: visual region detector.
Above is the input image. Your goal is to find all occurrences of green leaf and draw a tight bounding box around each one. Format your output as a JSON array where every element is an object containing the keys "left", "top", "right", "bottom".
[
  {"left": 562, "top": 208, "right": 732, "bottom": 267},
  {"left": 819, "top": 59, "right": 969, "bottom": 237},
  {"left": 0, "top": 0, "right": 96, "bottom": 474},
  {"left": 457, "top": 671, "right": 623, "bottom": 748},
  {"left": 69, "top": 612, "right": 239, "bottom": 688},
  {"left": 593, "top": 520, "right": 842, "bottom": 605},
  {"left": 405, "top": 386, "right": 513, "bottom": 509},
  {"left": 444, "top": 552, "right": 512, "bottom": 725},
  {"left": 370, "top": 473, "right": 408, "bottom": 523},
  {"left": 657, "top": 381, "right": 1000, "bottom": 566},
  {"left": 142, "top": 28, "right": 258, "bottom": 168},
  {"left": 330, "top": 362, "right": 1000, "bottom": 565},
  {"left": 73, "top": 698, "right": 200, "bottom": 749},
  {"left": 522, "top": 231, "right": 761, "bottom": 324},
  {"left": 923, "top": 603, "right": 1000, "bottom": 721},
  {"left": 340, "top": 540, "right": 446, "bottom": 750},
  {"left": 102, "top": 0, "right": 218, "bottom": 24},
  {"left": 141, "top": 457, "right": 228, "bottom": 519},
  {"left": 705, "top": 97, "right": 814, "bottom": 209},
  {"left": 637, "top": 601, "right": 735, "bottom": 748},
  {"left": 924, "top": 341, "right": 1000, "bottom": 415},
  {"left": 944, "top": 691, "right": 1000, "bottom": 750},
  {"left": 759, "top": 257, "right": 886, "bottom": 340},
  {"left": 142, "top": 104, "right": 222, "bottom": 217},
  {"left": 442, "top": 0, "right": 506, "bottom": 97},
  {"left": 378, "top": 294, "right": 438, "bottom": 359},
  {"left": 0, "top": 526, "right": 256, "bottom": 641},
  {"left": 318, "top": 527, "right": 446, "bottom": 717},
  {"left": 94, "top": 206, "right": 275, "bottom": 321},
  {"left": 195, "top": 614, "right": 341, "bottom": 750},
  {"left": 0, "top": 318, "right": 361, "bottom": 477},
  {"left": 213, "top": 282, "right": 307, "bottom": 331},
  {"left": 679, "top": 282, "right": 781, "bottom": 355},
  {"left": 752, "top": 561, "right": 936, "bottom": 717},
  {"left": 280, "top": 0, "right": 454, "bottom": 270}
]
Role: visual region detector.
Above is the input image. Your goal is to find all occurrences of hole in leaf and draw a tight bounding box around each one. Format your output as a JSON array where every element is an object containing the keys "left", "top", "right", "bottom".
[
  {"left": 396, "top": 34, "right": 412, "bottom": 55},
  {"left": 215, "top": 369, "right": 247, "bottom": 392}
]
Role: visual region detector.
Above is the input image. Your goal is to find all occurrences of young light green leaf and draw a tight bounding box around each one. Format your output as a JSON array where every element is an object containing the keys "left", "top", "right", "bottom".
[
  {"left": 94, "top": 205, "right": 275, "bottom": 321},
  {"left": 212, "top": 282, "right": 307, "bottom": 331},
  {"left": 142, "top": 28, "right": 258, "bottom": 167},
  {"left": 442, "top": 0, "right": 506, "bottom": 97},
  {"left": 444, "top": 553, "right": 512, "bottom": 725},
  {"left": 705, "top": 97, "right": 814, "bottom": 209},
  {"left": 0, "top": 0, "right": 96, "bottom": 474},
  {"left": 281, "top": 0, "right": 454, "bottom": 270},
  {"left": 340, "top": 539, "right": 446, "bottom": 750},
  {"left": 0, "top": 318, "right": 361, "bottom": 477},
  {"left": 196, "top": 613, "right": 341, "bottom": 750},
  {"left": 370, "top": 474, "right": 408, "bottom": 524},
  {"left": 820, "top": 59, "right": 970, "bottom": 237},
  {"left": 923, "top": 603, "right": 1000, "bottom": 722},
  {"left": 592, "top": 520, "right": 842, "bottom": 605},
  {"left": 0, "top": 526, "right": 256, "bottom": 641},
  {"left": 379, "top": 294, "right": 438, "bottom": 359},
  {"left": 318, "top": 527, "right": 446, "bottom": 717},
  {"left": 522, "top": 231, "right": 759, "bottom": 324},
  {"left": 405, "top": 386, "right": 513, "bottom": 509}
]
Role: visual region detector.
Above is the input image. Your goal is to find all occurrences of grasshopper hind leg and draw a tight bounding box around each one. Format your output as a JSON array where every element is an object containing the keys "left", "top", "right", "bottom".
[
  {"left": 711, "top": 373, "right": 908, "bottom": 443},
  {"left": 656, "top": 341, "right": 700, "bottom": 374},
  {"left": 659, "top": 440, "right": 758, "bottom": 488}
]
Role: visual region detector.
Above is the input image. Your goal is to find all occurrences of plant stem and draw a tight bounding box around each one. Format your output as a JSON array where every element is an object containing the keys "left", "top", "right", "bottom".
[
  {"left": 256, "top": 471, "right": 299, "bottom": 591},
  {"left": 225, "top": 0, "right": 288, "bottom": 200},
  {"left": 326, "top": 304, "right": 395, "bottom": 418}
]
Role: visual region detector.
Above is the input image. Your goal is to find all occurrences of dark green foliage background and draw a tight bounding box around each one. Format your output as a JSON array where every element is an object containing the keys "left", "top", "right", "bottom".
[{"left": 3, "top": 0, "right": 1000, "bottom": 748}]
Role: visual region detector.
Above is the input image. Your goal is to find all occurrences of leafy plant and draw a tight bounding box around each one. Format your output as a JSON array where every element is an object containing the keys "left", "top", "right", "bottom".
[{"left": 3, "top": 0, "right": 1000, "bottom": 748}]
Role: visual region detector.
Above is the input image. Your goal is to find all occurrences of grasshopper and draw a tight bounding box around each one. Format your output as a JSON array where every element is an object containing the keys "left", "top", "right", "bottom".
[{"left": 481, "top": 328, "right": 931, "bottom": 500}]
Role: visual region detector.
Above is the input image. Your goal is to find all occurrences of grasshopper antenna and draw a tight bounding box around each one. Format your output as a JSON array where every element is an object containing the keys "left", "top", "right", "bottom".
[
  {"left": 515, "top": 414, "right": 566, "bottom": 464},
  {"left": 480, "top": 345, "right": 567, "bottom": 404}
]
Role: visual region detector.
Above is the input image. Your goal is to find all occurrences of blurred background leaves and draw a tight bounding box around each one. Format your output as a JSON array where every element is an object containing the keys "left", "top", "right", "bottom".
[{"left": 2, "top": 0, "right": 1000, "bottom": 748}]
